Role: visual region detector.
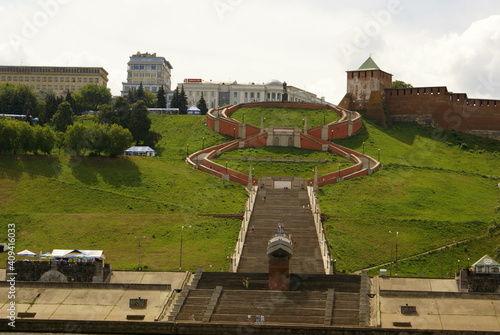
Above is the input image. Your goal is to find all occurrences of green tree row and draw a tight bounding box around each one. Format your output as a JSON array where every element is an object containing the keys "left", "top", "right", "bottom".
[
  {"left": 0, "top": 117, "right": 133, "bottom": 157},
  {"left": 0, "top": 118, "right": 57, "bottom": 155}
]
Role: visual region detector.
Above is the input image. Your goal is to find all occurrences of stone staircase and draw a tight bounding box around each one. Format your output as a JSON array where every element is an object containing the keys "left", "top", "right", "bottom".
[
  {"left": 237, "top": 188, "right": 324, "bottom": 274},
  {"left": 172, "top": 271, "right": 362, "bottom": 326}
]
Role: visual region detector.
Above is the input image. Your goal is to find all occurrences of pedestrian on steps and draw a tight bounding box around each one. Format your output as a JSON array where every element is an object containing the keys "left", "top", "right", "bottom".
[
  {"left": 261, "top": 314, "right": 265, "bottom": 325},
  {"left": 256, "top": 315, "right": 260, "bottom": 325},
  {"left": 245, "top": 277, "right": 249, "bottom": 289}
]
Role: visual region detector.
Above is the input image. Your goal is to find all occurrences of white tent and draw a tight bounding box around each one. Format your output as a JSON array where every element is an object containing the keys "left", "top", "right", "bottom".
[
  {"left": 187, "top": 106, "right": 201, "bottom": 115},
  {"left": 51, "top": 249, "right": 105, "bottom": 260},
  {"left": 16, "top": 249, "right": 37, "bottom": 257},
  {"left": 124, "top": 146, "right": 156, "bottom": 157}
]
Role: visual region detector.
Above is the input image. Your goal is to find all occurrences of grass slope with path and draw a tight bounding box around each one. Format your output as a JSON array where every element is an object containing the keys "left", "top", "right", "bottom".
[{"left": 320, "top": 117, "right": 500, "bottom": 276}]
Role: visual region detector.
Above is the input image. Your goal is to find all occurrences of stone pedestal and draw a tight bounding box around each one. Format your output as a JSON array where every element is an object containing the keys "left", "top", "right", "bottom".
[{"left": 269, "top": 259, "right": 290, "bottom": 291}]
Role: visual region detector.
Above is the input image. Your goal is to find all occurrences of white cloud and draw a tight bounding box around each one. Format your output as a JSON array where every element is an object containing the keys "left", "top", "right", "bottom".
[{"left": 1, "top": 1, "right": 499, "bottom": 103}]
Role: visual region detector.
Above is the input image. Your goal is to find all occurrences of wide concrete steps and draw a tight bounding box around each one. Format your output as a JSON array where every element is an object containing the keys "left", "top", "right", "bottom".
[
  {"left": 175, "top": 289, "right": 213, "bottom": 322},
  {"left": 212, "top": 290, "right": 327, "bottom": 325},
  {"left": 238, "top": 188, "right": 324, "bottom": 274}
]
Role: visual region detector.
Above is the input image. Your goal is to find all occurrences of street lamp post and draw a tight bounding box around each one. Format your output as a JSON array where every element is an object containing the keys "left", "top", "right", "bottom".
[
  {"left": 233, "top": 128, "right": 236, "bottom": 140},
  {"left": 225, "top": 162, "right": 228, "bottom": 174},
  {"left": 186, "top": 144, "right": 189, "bottom": 157},
  {"left": 242, "top": 112, "right": 245, "bottom": 123},
  {"left": 202, "top": 137, "right": 205, "bottom": 150},
  {"left": 135, "top": 236, "right": 145, "bottom": 271},
  {"left": 338, "top": 164, "right": 341, "bottom": 179},
  {"left": 395, "top": 231, "right": 399, "bottom": 276},
  {"left": 362, "top": 142, "right": 365, "bottom": 155},
  {"left": 378, "top": 149, "right": 380, "bottom": 163}
]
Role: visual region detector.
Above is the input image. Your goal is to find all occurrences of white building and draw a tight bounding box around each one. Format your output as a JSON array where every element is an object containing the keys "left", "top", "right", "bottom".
[
  {"left": 121, "top": 52, "right": 173, "bottom": 96},
  {"left": 178, "top": 79, "right": 325, "bottom": 109}
]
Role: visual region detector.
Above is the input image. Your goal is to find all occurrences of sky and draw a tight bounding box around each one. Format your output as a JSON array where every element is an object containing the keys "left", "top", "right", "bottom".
[{"left": 1, "top": 0, "right": 500, "bottom": 104}]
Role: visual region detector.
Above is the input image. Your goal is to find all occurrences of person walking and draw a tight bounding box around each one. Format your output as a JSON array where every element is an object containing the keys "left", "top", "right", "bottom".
[
  {"left": 260, "top": 314, "right": 265, "bottom": 325},
  {"left": 247, "top": 314, "right": 251, "bottom": 324},
  {"left": 245, "top": 277, "right": 250, "bottom": 289},
  {"left": 256, "top": 315, "right": 260, "bottom": 325}
]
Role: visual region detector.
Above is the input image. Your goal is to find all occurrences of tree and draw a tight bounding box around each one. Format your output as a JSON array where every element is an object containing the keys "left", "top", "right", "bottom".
[
  {"left": 179, "top": 85, "right": 188, "bottom": 114},
  {"left": 128, "top": 101, "right": 151, "bottom": 144},
  {"left": 392, "top": 80, "right": 413, "bottom": 89},
  {"left": 87, "top": 122, "right": 108, "bottom": 155},
  {"left": 0, "top": 84, "right": 39, "bottom": 117},
  {"left": 65, "top": 90, "right": 76, "bottom": 111},
  {"left": 197, "top": 92, "right": 208, "bottom": 115},
  {"left": 105, "top": 124, "right": 133, "bottom": 157},
  {"left": 136, "top": 82, "right": 146, "bottom": 101},
  {"left": 52, "top": 101, "right": 74, "bottom": 132},
  {"left": 34, "top": 125, "right": 56, "bottom": 155},
  {"left": 114, "top": 97, "right": 132, "bottom": 127},
  {"left": 0, "top": 118, "right": 20, "bottom": 154},
  {"left": 40, "top": 91, "right": 59, "bottom": 124},
  {"left": 96, "top": 104, "right": 119, "bottom": 125},
  {"left": 170, "top": 87, "right": 180, "bottom": 110},
  {"left": 144, "top": 90, "right": 157, "bottom": 108},
  {"left": 78, "top": 84, "right": 112, "bottom": 111},
  {"left": 65, "top": 123, "right": 89, "bottom": 156},
  {"left": 18, "top": 121, "right": 35, "bottom": 154},
  {"left": 127, "top": 88, "right": 137, "bottom": 104},
  {"left": 156, "top": 86, "right": 166, "bottom": 108}
]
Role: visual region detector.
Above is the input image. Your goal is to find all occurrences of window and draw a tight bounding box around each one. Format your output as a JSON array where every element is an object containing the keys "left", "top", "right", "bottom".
[
  {"left": 48, "top": 85, "right": 52, "bottom": 89},
  {"left": 83, "top": 78, "right": 87, "bottom": 82},
  {"left": 146, "top": 73, "right": 150, "bottom": 77},
  {"left": 77, "top": 78, "right": 82, "bottom": 82},
  {"left": 48, "top": 77, "right": 52, "bottom": 82},
  {"left": 36, "top": 77, "right": 40, "bottom": 82},
  {"left": 65, "top": 85, "right": 69, "bottom": 90},
  {"left": 257, "top": 92, "right": 260, "bottom": 98},
  {"left": 140, "top": 73, "right": 144, "bottom": 77},
  {"left": 140, "top": 65, "right": 144, "bottom": 70},
  {"left": 234, "top": 92, "right": 237, "bottom": 98},
  {"left": 151, "top": 65, "right": 156, "bottom": 70},
  {"left": 59, "top": 85, "right": 63, "bottom": 90},
  {"left": 31, "top": 77, "right": 35, "bottom": 81},
  {"left": 244, "top": 92, "right": 248, "bottom": 98},
  {"left": 250, "top": 92, "right": 254, "bottom": 98},
  {"left": 134, "top": 73, "right": 138, "bottom": 77},
  {"left": 95, "top": 78, "right": 99, "bottom": 83},
  {"left": 19, "top": 77, "right": 23, "bottom": 81},
  {"left": 151, "top": 73, "right": 156, "bottom": 77},
  {"left": 60, "top": 77, "right": 64, "bottom": 82},
  {"left": 89, "top": 78, "right": 93, "bottom": 83},
  {"left": 42, "top": 77, "right": 46, "bottom": 82},
  {"left": 13, "top": 76, "right": 17, "bottom": 81},
  {"left": 36, "top": 85, "right": 40, "bottom": 90},
  {"left": 1, "top": 76, "right": 5, "bottom": 81},
  {"left": 65, "top": 77, "right": 69, "bottom": 82},
  {"left": 71, "top": 77, "right": 76, "bottom": 82},
  {"left": 71, "top": 86, "right": 75, "bottom": 90},
  {"left": 25, "top": 77, "right": 28, "bottom": 81}
]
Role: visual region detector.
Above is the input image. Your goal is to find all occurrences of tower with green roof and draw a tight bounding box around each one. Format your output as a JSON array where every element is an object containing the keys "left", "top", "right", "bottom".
[{"left": 342, "top": 56, "right": 392, "bottom": 110}]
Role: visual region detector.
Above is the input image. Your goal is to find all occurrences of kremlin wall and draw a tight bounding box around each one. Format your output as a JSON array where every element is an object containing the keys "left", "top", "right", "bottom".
[{"left": 339, "top": 57, "right": 500, "bottom": 140}]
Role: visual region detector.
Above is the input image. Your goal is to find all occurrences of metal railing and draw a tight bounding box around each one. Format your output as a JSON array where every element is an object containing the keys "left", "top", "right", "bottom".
[{"left": 229, "top": 185, "right": 258, "bottom": 272}]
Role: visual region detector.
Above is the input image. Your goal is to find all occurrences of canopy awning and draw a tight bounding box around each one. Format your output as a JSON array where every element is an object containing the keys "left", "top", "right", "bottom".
[
  {"left": 16, "top": 249, "right": 37, "bottom": 257},
  {"left": 51, "top": 249, "right": 105, "bottom": 260}
]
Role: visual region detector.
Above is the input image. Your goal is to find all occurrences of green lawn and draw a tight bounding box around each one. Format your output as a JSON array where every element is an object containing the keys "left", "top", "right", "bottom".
[
  {"left": 0, "top": 115, "right": 246, "bottom": 271},
  {"left": 1, "top": 112, "right": 499, "bottom": 276},
  {"left": 230, "top": 107, "right": 341, "bottom": 129},
  {"left": 214, "top": 146, "right": 353, "bottom": 179},
  {"left": 321, "top": 117, "right": 500, "bottom": 275}
]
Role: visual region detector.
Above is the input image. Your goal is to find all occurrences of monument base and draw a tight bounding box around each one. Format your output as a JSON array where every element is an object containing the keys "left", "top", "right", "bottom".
[{"left": 269, "top": 259, "right": 290, "bottom": 291}]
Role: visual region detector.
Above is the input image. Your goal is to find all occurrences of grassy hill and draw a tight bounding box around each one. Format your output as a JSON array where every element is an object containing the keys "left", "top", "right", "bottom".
[
  {"left": 319, "top": 117, "right": 500, "bottom": 276},
  {"left": 1, "top": 111, "right": 499, "bottom": 277},
  {"left": 0, "top": 115, "right": 247, "bottom": 271}
]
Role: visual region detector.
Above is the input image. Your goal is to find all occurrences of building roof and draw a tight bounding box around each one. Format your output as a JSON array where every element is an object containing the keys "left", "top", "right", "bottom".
[
  {"left": 357, "top": 56, "right": 381, "bottom": 71},
  {"left": 472, "top": 255, "right": 500, "bottom": 267}
]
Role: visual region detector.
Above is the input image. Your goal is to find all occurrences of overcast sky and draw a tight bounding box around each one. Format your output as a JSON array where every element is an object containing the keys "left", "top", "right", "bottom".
[{"left": 1, "top": 0, "right": 500, "bottom": 104}]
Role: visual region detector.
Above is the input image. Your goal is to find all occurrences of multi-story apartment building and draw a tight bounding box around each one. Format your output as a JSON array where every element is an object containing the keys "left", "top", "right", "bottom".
[
  {"left": 121, "top": 52, "right": 173, "bottom": 96},
  {"left": 178, "top": 79, "right": 325, "bottom": 109},
  {"left": 0, "top": 65, "right": 108, "bottom": 96}
]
